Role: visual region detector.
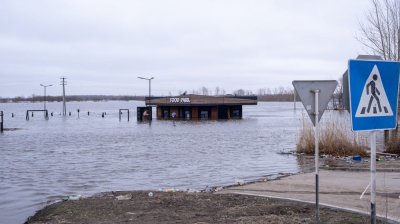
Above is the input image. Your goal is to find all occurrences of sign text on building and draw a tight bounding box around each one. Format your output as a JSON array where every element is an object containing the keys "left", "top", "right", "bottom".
[{"left": 170, "top": 98, "right": 190, "bottom": 103}]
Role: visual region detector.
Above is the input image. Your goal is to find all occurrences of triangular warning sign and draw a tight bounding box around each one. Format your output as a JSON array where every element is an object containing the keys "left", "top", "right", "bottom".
[
  {"left": 355, "top": 65, "right": 393, "bottom": 117},
  {"left": 292, "top": 80, "right": 337, "bottom": 126}
]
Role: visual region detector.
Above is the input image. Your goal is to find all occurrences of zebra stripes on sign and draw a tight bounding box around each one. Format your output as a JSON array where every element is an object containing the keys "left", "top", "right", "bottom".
[{"left": 355, "top": 65, "right": 393, "bottom": 117}]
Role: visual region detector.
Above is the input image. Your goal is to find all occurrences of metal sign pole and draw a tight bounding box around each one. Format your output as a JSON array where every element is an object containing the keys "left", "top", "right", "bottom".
[
  {"left": 370, "top": 130, "right": 376, "bottom": 224},
  {"left": 313, "top": 89, "right": 320, "bottom": 220},
  {"left": 293, "top": 80, "right": 337, "bottom": 221}
]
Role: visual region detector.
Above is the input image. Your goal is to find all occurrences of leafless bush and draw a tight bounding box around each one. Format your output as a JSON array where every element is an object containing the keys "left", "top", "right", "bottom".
[
  {"left": 296, "top": 112, "right": 369, "bottom": 156},
  {"left": 384, "top": 128, "right": 400, "bottom": 154}
]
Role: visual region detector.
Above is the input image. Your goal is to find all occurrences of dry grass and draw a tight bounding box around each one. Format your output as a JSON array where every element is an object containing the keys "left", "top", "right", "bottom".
[
  {"left": 384, "top": 128, "right": 400, "bottom": 154},
  {"left": 386, "top": 143, "right": 400, "bottom": 154},
  {"left": 296, "top": 112, "right": 369, "bottom": 156}
]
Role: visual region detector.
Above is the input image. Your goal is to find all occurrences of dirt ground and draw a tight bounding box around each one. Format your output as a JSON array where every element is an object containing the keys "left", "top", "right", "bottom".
[{"left": 25, "top": 191, "right": 390, "bottom": 224}]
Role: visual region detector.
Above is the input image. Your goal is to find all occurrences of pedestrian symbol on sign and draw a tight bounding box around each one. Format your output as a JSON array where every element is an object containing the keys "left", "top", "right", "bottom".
[{"left": 355, "top": 65, "right": 393, "bottom": 117}]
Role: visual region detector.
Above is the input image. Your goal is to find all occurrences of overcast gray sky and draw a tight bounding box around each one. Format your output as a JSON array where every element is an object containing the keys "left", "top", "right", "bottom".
[{"left": 0, "top": 0, "right": 370, "bottom": 97}]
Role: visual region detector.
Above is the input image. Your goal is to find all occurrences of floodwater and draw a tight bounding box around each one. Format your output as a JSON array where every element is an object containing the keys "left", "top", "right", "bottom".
[{"left": 0, "top": 101, "right": 346, "bottom": 223}]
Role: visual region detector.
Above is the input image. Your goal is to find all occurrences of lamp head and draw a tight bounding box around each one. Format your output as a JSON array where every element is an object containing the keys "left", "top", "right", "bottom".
[{"left": 138, "top": 77, "right": 154, "bottom": 80}]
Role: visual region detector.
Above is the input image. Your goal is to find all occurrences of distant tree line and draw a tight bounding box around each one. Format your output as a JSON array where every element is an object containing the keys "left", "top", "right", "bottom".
[
  {"left": 176, "top": 86, "right": 297, "bottom": 102},
  {"left": 255, "top": 87, "right": 295, "bottom": 101},
  {"left": 1, "top": 81, "right": 346, "bottom": 104},
  {"left": 181, "top": 81, "right": 343, "bottom": 105},
  {"left": 0, "top": 95, "right": 145, "bottom": 103}
]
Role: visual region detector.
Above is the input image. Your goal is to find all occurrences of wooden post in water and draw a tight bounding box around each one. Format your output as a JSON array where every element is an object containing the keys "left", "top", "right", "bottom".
[{"left": 0, "top": 111, "right": 3, "bottom": 133}]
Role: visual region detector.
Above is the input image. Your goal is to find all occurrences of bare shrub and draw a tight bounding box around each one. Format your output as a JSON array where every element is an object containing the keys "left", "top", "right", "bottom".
[
  {"left": 296, "top": 112, "right": 369, "bottom": 156},
  {"left": 384, "top": 129, "right": 400, "bottom": 154}
]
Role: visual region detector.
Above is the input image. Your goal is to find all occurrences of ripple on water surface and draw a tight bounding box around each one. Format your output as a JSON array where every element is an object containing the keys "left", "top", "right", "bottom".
[{"left": 0, "top": 101, "right": 329, "bottom": 224}]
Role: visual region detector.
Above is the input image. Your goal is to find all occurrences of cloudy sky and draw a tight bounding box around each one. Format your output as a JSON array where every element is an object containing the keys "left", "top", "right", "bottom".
[{"left": 0, "top": 0, "right": 371, "bottom": 97}]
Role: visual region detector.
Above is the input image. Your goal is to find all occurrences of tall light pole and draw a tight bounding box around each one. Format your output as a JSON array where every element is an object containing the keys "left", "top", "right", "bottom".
[
  {"left": 40, "top": 84, "right": 52, "bottom": 110},
  {"left": 137, "top": 77, "right": 154, "bottom": 106}
]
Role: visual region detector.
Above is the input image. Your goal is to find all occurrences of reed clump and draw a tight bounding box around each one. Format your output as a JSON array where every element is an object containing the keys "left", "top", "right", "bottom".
[
  {"left": 296, "top": 112, "right": 369, "bottom": 156},
  {"left": 386, "top": 142, "right": 400, "bottom": 154},
  {"left": 384, "top": 129, "right": 400, "bottom": 154}
]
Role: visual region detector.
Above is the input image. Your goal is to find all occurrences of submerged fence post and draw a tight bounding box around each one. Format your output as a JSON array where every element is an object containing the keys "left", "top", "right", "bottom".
[
  {"left": 26, "top": 110, "right": 50, "bottom": 121},
  {"left": 0, "top": 111, "right": 3, "bottom": 133},
  {"left": 119, "top": 109, "right": 129, "bottom": 121}
]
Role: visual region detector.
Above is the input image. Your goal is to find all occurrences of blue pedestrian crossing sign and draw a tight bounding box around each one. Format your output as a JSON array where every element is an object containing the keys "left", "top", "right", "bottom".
[{"left": 349, "top": 60, "right": 400, "bottom": 131}]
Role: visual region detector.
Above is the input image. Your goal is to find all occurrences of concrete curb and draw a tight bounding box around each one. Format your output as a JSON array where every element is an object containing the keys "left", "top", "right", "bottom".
[
  {"left": 321, "top": 167, "right": 400, "bottom": 172},
  {"left": 230, "top": 192, "right": 400, "bottom": 224}
]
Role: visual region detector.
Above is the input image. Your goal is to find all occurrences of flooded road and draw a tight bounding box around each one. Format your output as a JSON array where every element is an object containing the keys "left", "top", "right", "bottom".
[{"left": 1, "top": 101, "right": 320, "bottom": 223}]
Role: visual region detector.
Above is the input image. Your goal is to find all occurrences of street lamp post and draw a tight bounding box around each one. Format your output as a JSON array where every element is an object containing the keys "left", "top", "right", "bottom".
[
  {"left": 40, "top": 84, "right": 52, "bottom": 111},
  {"left": 137, "top": 77, "right": 154, "bottom": 106}
]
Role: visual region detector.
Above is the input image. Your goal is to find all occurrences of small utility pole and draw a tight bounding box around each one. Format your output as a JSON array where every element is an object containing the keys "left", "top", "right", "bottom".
[{"left": 60, "top": 77, "right": 67, "bottom": 116}]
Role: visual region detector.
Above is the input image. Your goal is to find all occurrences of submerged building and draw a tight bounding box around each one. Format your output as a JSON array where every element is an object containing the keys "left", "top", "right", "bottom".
[{"left": 145, "top": 94, "right": 257, "bottom": 119}]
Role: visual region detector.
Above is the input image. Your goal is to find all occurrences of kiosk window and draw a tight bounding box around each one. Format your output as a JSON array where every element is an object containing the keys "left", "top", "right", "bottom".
[
  {"left": 163, "top": 110, "right": 169, "bottom": 118},
  {"left": 200, "top": 111, "right": 208, "bottom": 118},
  {"left": 185, "top": 111, "right": 190, "bottom": 118},
  {"left": 232, "top": 110, "right": 240, "bottom": 117}
]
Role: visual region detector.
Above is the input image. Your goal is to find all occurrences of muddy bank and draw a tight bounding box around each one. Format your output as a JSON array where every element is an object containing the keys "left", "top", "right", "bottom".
[{"left": 25, "top": 191, "right": 387, "bottom": 224}]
